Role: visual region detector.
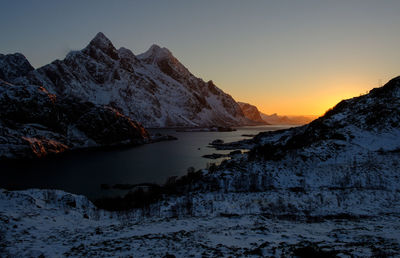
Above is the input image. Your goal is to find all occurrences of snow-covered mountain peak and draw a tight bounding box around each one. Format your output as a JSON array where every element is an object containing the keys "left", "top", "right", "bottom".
[
  {"left": 137, "top": 44, "right": 174, "bottom": 63},
  {"left": 137, "top": 44, "right": 198, "bottom": 86},
  {"left": 2, "top": 34, "right": 253, "bottom": 127},
  {"left": 83, "top": 32, "right": 119, "bottom": 60},
  {"left": 88, "top": 32, "right": 114, "bottom": 49}
]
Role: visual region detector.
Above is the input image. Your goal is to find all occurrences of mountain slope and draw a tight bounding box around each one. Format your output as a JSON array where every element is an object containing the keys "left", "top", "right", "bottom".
[
  {"left": 16, "top": 32, "right": 250, "bottom": 128},
  {"left": 0, "top": 53, "right": 34, "bottom": 82},
  {"left": 237, "top": 102, "right": 268, "bottom": 124},
  {"left": 0, "top": 79, "right": 149, "bottom": 159},
  {"left": 170, "top": 76, "right": 400, "bottom": 219},
  {"left": 0, "top": 53, "right": 150, "bottom": 159},
  {"left": 1, "top": 77, "right": 400, "bottom": 256}
]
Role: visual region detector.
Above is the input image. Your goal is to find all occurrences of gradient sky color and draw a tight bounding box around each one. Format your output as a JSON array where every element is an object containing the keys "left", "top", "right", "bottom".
[{"left": 1, "top": 0, "right": 400, "bottom": 116}]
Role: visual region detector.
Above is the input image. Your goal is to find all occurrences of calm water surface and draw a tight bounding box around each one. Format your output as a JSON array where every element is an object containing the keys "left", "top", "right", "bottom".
[{"left": 0, "top": 125, "right": 292, "bottom": 198}]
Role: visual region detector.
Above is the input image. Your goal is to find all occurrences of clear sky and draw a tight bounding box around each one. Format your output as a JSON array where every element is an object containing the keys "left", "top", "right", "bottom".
[{"left": 1, "top": 0, "right": 400, "bottom": 116}]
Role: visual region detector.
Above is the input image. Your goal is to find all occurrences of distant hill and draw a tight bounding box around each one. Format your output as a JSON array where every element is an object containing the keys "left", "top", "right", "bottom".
[
  {"left": 237, "top": 102, "right": 268, "bottom": 124},
  {"left": 260, "top": 113, "right": 317, "bottom": 125},
  {"left": 238, "top": 101, "right": 316, "bottom": 125}
]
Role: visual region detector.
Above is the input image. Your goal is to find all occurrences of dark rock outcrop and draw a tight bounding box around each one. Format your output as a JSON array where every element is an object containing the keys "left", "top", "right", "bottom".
[
  {"left": 0, "top": 80, "right": 149, "bottom": 160},
  {"left": 0, "top": 53, "right": 34, "bottom": 82},
  {"left": 237, "top": 102, "right": 268, "bottom": 124}
]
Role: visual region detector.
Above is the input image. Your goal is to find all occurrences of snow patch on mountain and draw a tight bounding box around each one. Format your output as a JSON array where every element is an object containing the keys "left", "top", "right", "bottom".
[
  {"left": 0, "top": 79, "right": 149, "bottom": 159},
  {"left": 11, "top": 32, "right": 251, "bottom": 128}
]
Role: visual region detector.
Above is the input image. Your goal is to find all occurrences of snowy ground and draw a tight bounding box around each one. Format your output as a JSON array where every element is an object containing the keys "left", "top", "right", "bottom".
[
  {"left": 1, "top": 78, "right": 400, "bottom": 257},
  {"left": 1, "top": 189, "right": 400, "bottom": 257}
]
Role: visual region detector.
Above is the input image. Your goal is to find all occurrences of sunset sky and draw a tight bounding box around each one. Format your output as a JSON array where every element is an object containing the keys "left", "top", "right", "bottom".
[{"left": 1, "top": 0, "right": 400, "bottom": 116}]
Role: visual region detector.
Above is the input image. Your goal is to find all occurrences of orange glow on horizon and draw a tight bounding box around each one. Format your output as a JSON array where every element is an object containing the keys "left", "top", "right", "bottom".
[{"left": 231, "top": 77, "right": 378, "bottom": 117}]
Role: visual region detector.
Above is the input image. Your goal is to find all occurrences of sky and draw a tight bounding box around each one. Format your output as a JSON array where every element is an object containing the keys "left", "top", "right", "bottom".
[{"left": 1, "top": 0, "right": 400, "bottom": 116}]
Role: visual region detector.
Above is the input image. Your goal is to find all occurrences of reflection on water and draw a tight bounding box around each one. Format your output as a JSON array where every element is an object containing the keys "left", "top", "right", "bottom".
[{"left": 0, "top": 125, "right": 292, "bottom": 198}]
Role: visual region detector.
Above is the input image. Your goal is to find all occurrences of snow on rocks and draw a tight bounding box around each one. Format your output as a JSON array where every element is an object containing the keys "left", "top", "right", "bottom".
[
  {"left": 0, "top": 80, "right": 149, "bottom": 160},
  {"left": 0, "top": 188, "right": 399, "bottom": 257},
  {"left": 11, "top": 32, "right": 252, "bottom": 128}
]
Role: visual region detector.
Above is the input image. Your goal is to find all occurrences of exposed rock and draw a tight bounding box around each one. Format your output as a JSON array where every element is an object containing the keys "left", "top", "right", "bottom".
[
  {"left": 150, "top": 133, "right": 178, "bottom": 142},
  {"left": 0, "top": 80, "right": 149, "bottom": 160},
  {"left": 13, "top": 32, "right": 253, "bottom": 128},
  {"left": 176, "top": 127, "right": 236, "bottom": 132},
  {"left": 0, "top": 53, "right": 34, "bottom": 82},
  {"left": 202, "top": 150, "right": 242, "bottom": 159},
  {"left": 202, "top": 153, "right": 227, "bottom": 159},
  {"left": 210, "top": 139, "right": 224, "bottom": 145},
  {"left": 238, "top": 102, "right": 268, "bottom": 124}
]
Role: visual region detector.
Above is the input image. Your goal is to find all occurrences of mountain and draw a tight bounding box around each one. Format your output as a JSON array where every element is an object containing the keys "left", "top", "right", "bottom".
[
  {"left": 0, "top": 53, "right": 34, "bottom": 82},
  {"left": 1, "top": 77, "right": 400, "bottom": 256},
  {"left": 236, "top": 100, "right": 316, "bottom": 125},
  {"left": 0, "top": 53, "right": 150, "bottom": 160},
  {"left": 254, "top": 75, "right": 400, "bottom": 158},
  {"left": 0, "top": 79, "right": 149, "bottom": 160},
  {"left": 260, "top": 112, "right": 316, "bottom": 125},
  {"left": 237, "top": 102, "right": 268, "bottom": 124},
  {"left": 13, "top": 32, "right": 251, "bottom": 128},
  {"left": 199, "top": 76, "right": 400, "bottom": 209}
]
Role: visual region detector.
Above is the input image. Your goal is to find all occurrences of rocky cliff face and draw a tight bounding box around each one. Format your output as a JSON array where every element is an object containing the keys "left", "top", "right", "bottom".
[
  {"left": 0, "top": 53, "right": 34, "bottom": 82},
  {"left": 15, "top": 32, "right": 250, "bottom": 127},
  {"left": 0, "top": 78, "right": 149, "bottom": 160},
  {"left": 237, "top": 102, "right": 267, "bottom": 124}
]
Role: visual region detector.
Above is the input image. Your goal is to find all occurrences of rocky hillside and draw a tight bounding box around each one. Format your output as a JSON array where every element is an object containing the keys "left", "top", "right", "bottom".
[
  {"left": 0, "top": 78, "right": 149, "bottom": 160},
  {"left": 251, "top": 76, "right": 400, "bottom": 160},
  {"left": 12, "top": 32, "right": 251, "bottom": 128},
  {"left": 106, "top": 76, "right": 399, "bottom": 220},
  {"left": 0, "top": 53, "right": 34, "bottom": 82},
  {"left": 1, "top": 78, "right": 400, "bottom": 257},
  {"left": 194, "top": 76, "right": 400, "bottom": 207},
  {"left": 237, "top": 102, "right": 268, "bottom": 124}
]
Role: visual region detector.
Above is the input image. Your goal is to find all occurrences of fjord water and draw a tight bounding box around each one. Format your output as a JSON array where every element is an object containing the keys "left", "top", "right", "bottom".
[{"left": 0, "top": 125, "right": 291, "bottom": 198}]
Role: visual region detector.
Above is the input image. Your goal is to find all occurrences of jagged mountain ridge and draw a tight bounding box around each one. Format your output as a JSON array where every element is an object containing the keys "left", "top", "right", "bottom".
[{"left": 13, "top": 32, "right": 251, "bottom": 128}]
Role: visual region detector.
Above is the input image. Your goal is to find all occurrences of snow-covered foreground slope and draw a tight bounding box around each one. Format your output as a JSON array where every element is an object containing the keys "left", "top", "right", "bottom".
[
  {"left": 1, "top": 75, "right": 400, "bottom": 255},
  {"left": 1, "top": 189, "right": 399, "bottom": 257},
  {"left": 7, "top": 32, "right": 251, "bottom": 128},
  {"left": 187, "top": 76, "right": 400, "bottom": 200}
]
